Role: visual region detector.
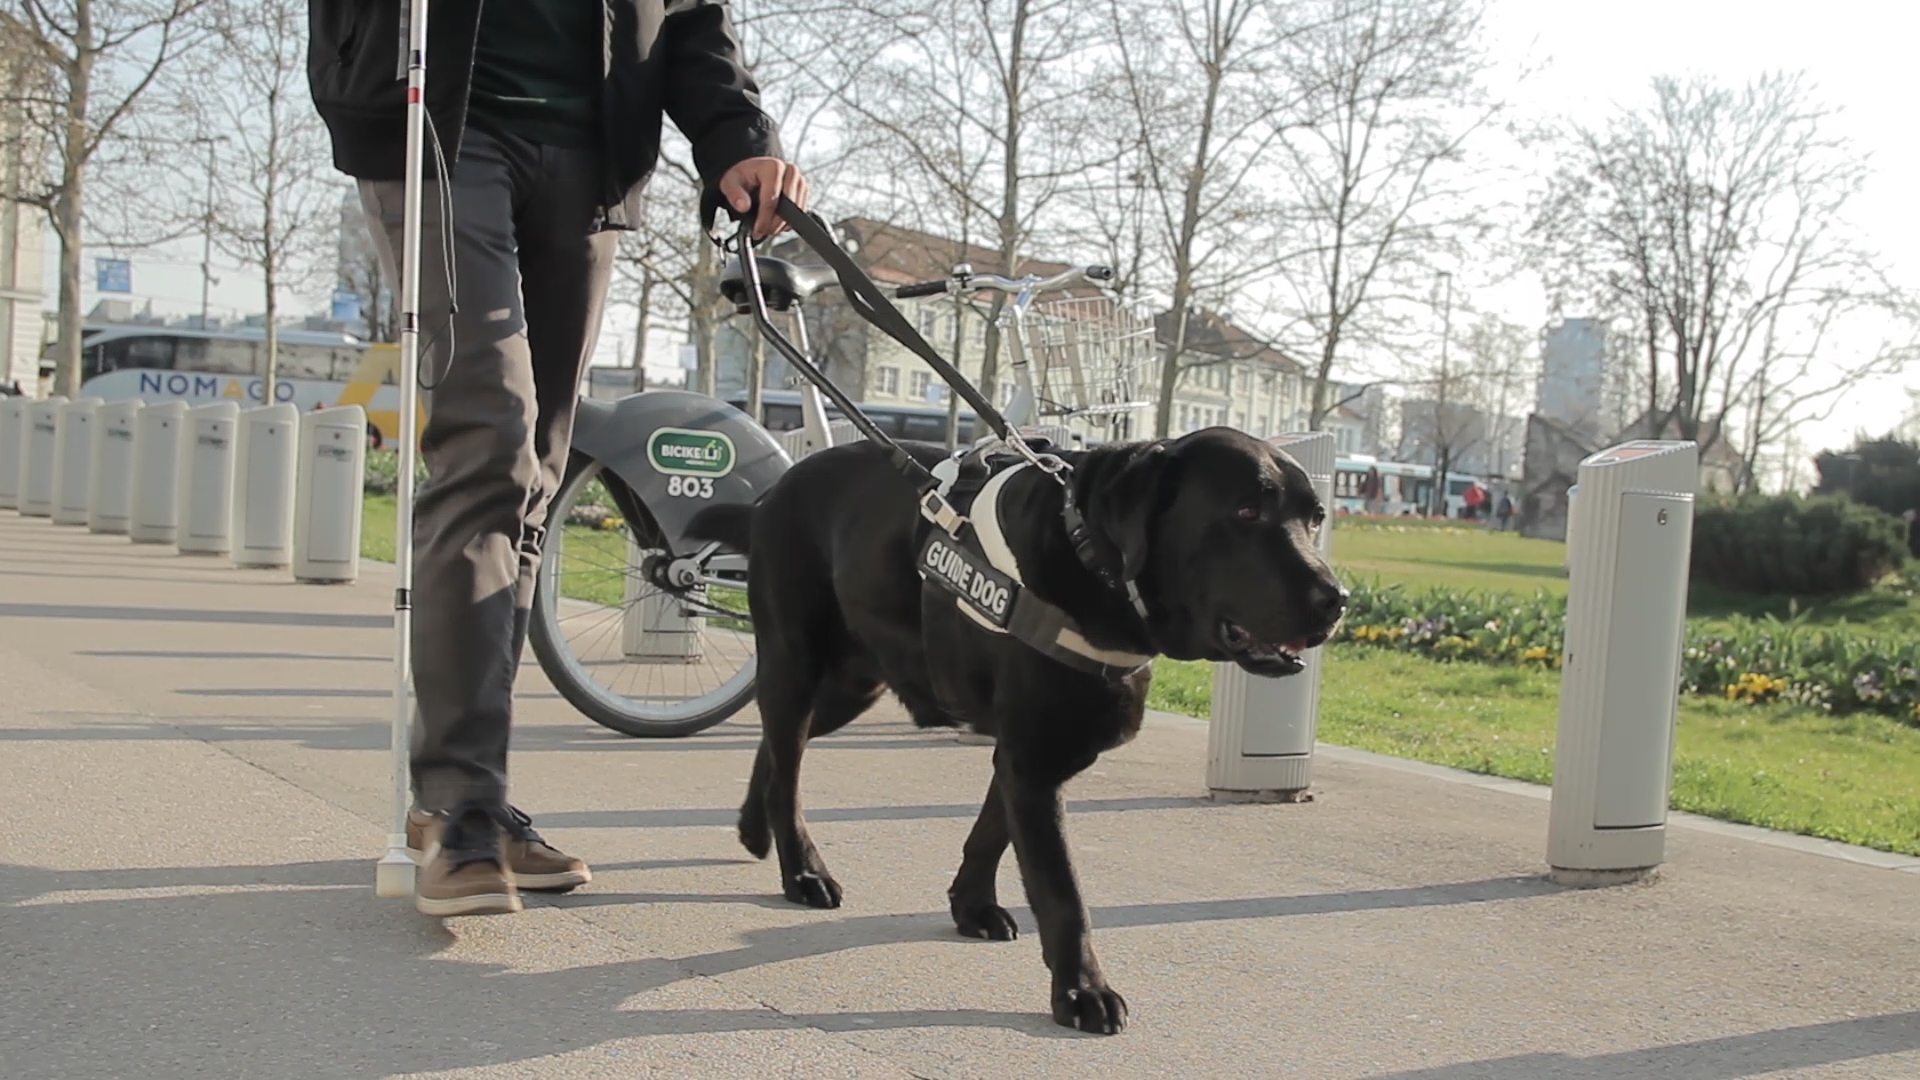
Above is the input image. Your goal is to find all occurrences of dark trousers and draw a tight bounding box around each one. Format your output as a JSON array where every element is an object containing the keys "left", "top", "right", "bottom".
[{"left": 358, "top": 123, "right": 617, "bottom": 813}]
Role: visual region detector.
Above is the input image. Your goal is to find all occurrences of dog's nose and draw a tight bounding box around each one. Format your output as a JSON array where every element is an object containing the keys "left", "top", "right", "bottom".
[{"left": 1309, "top": 583, "right": 1348, "bottom": 623}]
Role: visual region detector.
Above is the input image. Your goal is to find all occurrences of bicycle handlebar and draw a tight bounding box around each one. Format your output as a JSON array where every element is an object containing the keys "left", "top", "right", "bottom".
[{"left": 892, "top": 264, "right": 1116, "bottom": 301}]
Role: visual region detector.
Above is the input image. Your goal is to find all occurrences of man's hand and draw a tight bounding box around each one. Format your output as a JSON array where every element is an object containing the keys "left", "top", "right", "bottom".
[{"left": 718, "top": 157, "right": 810, "bottom": 239}]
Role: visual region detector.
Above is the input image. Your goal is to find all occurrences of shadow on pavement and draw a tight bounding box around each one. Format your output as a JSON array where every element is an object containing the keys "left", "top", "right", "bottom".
[
  {"left": 1359, "top": 1012, "right": 1920, "bottom": 1080},
  {"left": 0, "top": 860, "right": 1589, "bottom": 1077},
  {"left": 8, "top": 857, "right": 1904, "bottom": 1080}
]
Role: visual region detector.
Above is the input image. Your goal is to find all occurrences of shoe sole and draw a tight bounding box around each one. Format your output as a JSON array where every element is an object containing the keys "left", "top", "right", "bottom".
[
  {"left": 415, "top": 890, "right": 523, "bottom": 917},
  {"left": 408, "top": 847, "right": 591, "bottom": 893}
]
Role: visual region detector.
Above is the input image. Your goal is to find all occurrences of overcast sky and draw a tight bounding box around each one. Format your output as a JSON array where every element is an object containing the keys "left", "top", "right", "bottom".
[{"left": 46, "top": 0, "right": 1917, "bottom": 457}]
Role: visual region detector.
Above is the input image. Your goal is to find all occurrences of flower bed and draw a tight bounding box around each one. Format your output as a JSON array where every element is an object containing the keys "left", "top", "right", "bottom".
[{"left": 1334, "top": 579, "right": 1920, "bottom": 725}]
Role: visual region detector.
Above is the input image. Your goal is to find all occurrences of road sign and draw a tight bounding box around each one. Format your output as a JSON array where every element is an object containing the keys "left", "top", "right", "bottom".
[{"left": 96, "top": 259, "right": 132, "bottom": 293}]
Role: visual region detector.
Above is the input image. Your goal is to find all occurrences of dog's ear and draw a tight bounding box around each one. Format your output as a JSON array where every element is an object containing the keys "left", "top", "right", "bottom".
[{"left": 1088, "top": 442, "right": 1177, "bottom": 582}]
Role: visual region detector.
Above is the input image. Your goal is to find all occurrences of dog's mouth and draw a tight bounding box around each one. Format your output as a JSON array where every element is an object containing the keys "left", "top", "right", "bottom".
[{"left": 1218, "top": 619, "right": 1324, "bottom": 677}]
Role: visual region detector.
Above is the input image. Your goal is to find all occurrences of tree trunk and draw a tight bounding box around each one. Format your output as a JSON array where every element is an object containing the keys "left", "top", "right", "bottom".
[
  {"left": 690, "top": 242, "right": 718, "bottom": 397},
  {"left": 52, "top": 10, "right": 94, "bottom": 399},
  {"left": 630, "top": 273, "right": 652, "bottom": 391},
  {"left": 52, "top": 200, "right": 83, "bottom": 398}
]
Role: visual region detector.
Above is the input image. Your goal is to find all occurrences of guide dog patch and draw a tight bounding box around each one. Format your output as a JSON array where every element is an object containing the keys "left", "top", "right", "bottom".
[{"left": 918, "top": 531, "right": 1016, "bottom": 629}]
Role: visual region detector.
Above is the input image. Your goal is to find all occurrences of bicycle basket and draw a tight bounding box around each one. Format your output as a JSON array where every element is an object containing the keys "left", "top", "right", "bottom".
[{"left": 1020, "top": 296, "right": 1157, "bottom": 423}]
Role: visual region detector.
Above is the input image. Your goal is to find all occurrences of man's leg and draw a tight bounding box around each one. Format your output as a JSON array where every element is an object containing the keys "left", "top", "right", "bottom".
[
  {"left": 512, "top": 141, "right": 617, "bottom": 614},
  {"left": 357, "top": 126, "right": 541, "bottom": 915},
  {"left": 479, "top": 140, "right": 615, "bottom": 893}
]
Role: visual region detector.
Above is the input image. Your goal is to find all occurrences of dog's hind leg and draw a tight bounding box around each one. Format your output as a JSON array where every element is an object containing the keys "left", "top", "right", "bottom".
[{"left": 948, "top": 771, "right": 1019, "bottom": 941}]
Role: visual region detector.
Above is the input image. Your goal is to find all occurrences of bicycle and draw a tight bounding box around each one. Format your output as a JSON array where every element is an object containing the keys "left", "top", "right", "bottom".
[{"left": 529, "top": 212, "right": 1148, "bottom": 738}]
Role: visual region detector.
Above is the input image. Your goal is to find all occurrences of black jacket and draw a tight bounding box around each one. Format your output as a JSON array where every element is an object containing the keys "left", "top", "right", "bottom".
[{"left": 307, "top": 0, "right": 780, "bottom": 228}]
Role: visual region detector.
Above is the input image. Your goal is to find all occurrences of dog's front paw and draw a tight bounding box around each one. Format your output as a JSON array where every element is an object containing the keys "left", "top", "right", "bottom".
[
  {"left": 783, "top": 870, "right": 842, "bottom": 909},
  {"left": 951, "top": 901, "right": 1018, "bottom": 941},
  {"left": 1052, "top": 980, "right": 1128, "bottom": 1035}
]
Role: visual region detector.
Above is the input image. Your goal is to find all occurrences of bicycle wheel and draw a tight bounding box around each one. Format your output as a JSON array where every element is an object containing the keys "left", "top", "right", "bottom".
[{"left": 529, "top": 455, "right": 757, "bottom": 737}]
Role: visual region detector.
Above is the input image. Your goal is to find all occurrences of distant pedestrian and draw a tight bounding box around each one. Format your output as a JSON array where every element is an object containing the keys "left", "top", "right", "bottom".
[
  {"left": 1496, "top": 492, "right": 1514, "bottom": 531},
  {"left": 1463, "top": 481, "right": 1488, "bottom": 521}
]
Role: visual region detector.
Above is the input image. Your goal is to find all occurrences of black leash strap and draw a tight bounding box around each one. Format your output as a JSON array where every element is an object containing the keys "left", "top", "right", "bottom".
[{"left": 769, "top": 194, "right": 1019, "bottom": 443}]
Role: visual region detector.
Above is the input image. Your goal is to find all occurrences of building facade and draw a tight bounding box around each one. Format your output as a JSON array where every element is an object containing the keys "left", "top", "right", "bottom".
[
  {"left": 714, "top": 216, "right": 1325, "bottom": 445},
  {"left": 1, "top": 50, "right": 45, "bottom": 393}
]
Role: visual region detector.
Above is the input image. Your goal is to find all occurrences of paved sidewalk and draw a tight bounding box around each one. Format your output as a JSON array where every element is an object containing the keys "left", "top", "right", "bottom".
[{"left": 1, "top": 511, "right": 1917, "bottom": 1080}]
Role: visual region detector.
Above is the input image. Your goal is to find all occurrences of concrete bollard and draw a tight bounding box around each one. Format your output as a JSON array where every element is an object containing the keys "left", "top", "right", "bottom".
[
  {"left": 87, "top": 399, "right": 143, "bottom": 534},
  {"left": 129, "top": 401, "right": 191, "bottom": 544},
  {"left": 177, "top": 401, "right": 240, "bottom": 556},
  {"left": 293, "top": 405, "right": 367, "bottom": 584},
  {"left": 232, "top": 404, "right": 300, "bottom": 569},
  {"left": 50, "top": 397, "right": 103, "bottom": 526}
]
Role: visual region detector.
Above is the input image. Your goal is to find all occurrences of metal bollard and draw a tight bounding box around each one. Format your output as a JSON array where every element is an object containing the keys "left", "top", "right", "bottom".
[
  {"left": 1206, "top": 432, "right": 1337, "bottom": 801},
  {"left": 1547, "top": 441, "right": 1698, "bottom": 885},
  {"left": 87, "top": 399, "right": 143, "bottom": 534},
  {"left": 177, "top": 401, "right": 241, "bottom": 556},
  {"left": 233, "top": 404, "right": 300, "bottom": 569},
  {"left": 129, "top": 402, "right": 191, "bottom": 544},
  {"left": 293, "top": 405, "right": 367, "bottom": 584},
  {"left": 50, "top": 398, "right": 103, "bottom": 526}
]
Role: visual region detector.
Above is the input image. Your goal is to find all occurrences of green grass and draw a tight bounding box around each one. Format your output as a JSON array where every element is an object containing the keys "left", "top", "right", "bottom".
[
  {"left": 1332, "top": 522, "right": 1571, "bottom": 596},
  {"left": 1148, "top": 647, "right": 1920, "bottom": 856}
]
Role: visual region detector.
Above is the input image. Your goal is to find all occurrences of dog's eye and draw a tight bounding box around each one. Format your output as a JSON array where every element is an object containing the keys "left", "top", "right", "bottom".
[{"left": 1311, "top": 507, "right": 1327, "bottom": 529}]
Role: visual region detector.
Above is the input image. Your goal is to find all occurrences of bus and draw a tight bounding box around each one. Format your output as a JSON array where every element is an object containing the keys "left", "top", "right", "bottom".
[
  {"left": 726, "top": 388, "right": 983, "bottom": 445},
  {"left": 1332, "top": 455, "right": 1488, "bottom": 518},
  {"left": 57, "top": 324, "right": 414, "bottom": 446}
]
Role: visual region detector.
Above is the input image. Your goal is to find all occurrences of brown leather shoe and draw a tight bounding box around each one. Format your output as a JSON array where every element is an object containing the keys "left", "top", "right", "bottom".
[
  {"left": 415, "top": 804, "right": 521, "bottom": 917},
  {"left": 500, "top": 805, "right": 592, "bottom": 892},
  {"left": 408, "top": 805, "right": 590, "bottom": 893}
]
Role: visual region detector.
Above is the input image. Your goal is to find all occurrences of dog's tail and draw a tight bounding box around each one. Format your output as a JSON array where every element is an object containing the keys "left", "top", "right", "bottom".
[{"left": 684, "top": 502, "right": 754, "bottom": 555}]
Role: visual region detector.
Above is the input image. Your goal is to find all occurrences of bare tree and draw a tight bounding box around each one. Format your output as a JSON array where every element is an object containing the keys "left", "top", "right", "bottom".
[
  {"left": 824, "top": 0, "right": 1107, "bottom": 402},
  {"left": 2, "top": 0, "right": 209, "bottom": 396},
  {"left": 1266, "top": 0, "right": 1494, "bottom": 429},
  {"left": 336, "top": 191, "right": 394, "bottom": 343},
  {"left": 1532, "top": 72, "right": 1913, "bottom": 489},
  {"left": 175, "top": 0, "right": 336, "bottom": 406},
  {"left": 1104, "top": 0, "right": 1304, "bottom": 436}
]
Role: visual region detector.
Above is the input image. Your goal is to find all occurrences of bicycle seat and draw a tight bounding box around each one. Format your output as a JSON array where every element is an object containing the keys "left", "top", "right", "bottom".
[{"left": 719, "top": 255, "right": 840, "bottom": 313}]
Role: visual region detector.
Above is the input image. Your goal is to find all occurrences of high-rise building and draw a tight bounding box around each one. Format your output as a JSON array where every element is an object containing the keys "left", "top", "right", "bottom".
[{"left": 1537, "top": 318, "right": 1607, "bottom": 443}]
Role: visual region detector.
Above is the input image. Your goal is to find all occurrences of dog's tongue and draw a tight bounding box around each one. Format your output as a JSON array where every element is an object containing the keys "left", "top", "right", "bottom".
[{"left": 1282, "top": 639, "right": 1311, "bottom": 654}]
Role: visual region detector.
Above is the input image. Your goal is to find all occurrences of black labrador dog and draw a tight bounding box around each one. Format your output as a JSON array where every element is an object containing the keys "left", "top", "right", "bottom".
[{"left": 689, "top": 427, "right": 1345, "bottom": 1034}]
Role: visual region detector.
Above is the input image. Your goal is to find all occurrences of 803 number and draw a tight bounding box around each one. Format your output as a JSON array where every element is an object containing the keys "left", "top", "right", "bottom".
[{"left": 666, "top": 476, "right": 715, "bottom": 498}]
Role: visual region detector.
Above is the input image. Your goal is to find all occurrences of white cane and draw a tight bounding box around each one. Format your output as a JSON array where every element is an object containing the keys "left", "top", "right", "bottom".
[{"left": 375, "top": 0, "right": 432, "bottom": 898}]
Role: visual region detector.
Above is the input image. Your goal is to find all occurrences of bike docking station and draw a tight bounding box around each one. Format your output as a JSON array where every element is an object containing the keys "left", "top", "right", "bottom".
[
  {"left": 0, "top": 396, "right": 24, "bottom": 509},
  {"left": 177, "top": 400, "right": 240, "bottom": 557},
  {"left": 232, "top": 403, "right": 300, "bottom": 569},
  {"left": 51, "top": 397, "right": 103, "bottom": 526},
  {"left": 1546, "top": 440, "right": 1698, "bottom": 886},
  {"left": 293, "top": 405, "right": 367, "bottom": 584},
  {"left": 1206, "top": 431, "right": 1336, "bottom": 802},
  {"left": 86, "top": 398, "right": 143, "bottom": 535},
  {"left": 129, "top": 400, "right": 189, "bottom": 544}
]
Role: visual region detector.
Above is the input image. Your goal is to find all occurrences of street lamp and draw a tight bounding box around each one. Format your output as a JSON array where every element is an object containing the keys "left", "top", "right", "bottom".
[{"left": 189, "top": 136, "right": 226, "bottom": 328}]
